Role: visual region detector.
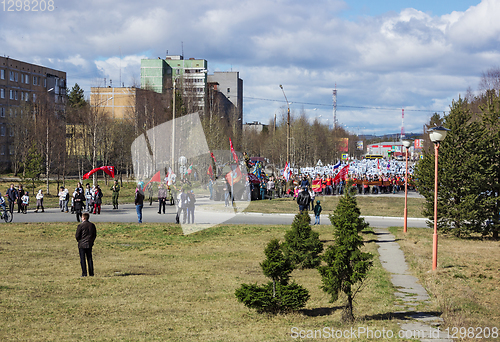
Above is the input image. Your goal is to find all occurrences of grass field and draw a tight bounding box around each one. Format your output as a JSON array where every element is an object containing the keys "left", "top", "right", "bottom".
[
  {"left": 1, "top": 222, "right": 415, "bottom": 342},
  {"left": 390, "top": 227, "right": 500, "bottom": 335},
  {"left": 243, "top": 195, "right": 426, "bottom": 217}
]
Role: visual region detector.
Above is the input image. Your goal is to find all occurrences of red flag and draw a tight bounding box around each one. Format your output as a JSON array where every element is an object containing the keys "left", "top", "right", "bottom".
[
  {"left": 333, "top": 165, "right": 349, "bottom": 183},
  {"left": 83, "top": 166, "right": 115, "bottom": 180},
  {"left": 207, "top": 165, "right": 213, "bottom": 177},
  {"left": 229, "top": 138, "right": 239, "bottom": 163},
  {"left": 210, "top": 152, "right": 217, "bottom": 163},
  {"left": 145, "top": 170, "right": 161, "bottom": 188},
  {"left": 225, "top": 166, "right": 242, "bottom": 186}
]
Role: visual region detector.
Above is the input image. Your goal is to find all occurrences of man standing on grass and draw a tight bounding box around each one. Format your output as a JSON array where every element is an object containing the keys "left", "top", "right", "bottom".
[{"left": 75, "top": 212, "right": 97, "bottom": 277}]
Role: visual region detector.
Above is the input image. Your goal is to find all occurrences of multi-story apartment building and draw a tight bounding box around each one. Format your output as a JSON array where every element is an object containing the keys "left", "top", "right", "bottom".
[
  {"left": 89, "top": 87, "right": 140, "bottom": 120},
  {"left": 0, "top": 56, "right": 66, "bottom": 169},
  {"left": 141, "top": 55, "right": 208, "bottom": 111},
  {"left": 207, "top": 71, "right": 243, "bottom": 131}
]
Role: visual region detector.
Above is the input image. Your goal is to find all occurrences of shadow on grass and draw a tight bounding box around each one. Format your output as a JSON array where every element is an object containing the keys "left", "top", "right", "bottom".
[
  {"left": 362, "top": 311, "right": 443, "bottom": 321},
  {"left": 301, "top": 306, "right": 344, "bottom": 317}
]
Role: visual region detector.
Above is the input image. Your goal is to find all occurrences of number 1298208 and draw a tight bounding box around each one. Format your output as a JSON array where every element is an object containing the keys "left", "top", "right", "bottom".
[{"left": 1, "top": 0, "right": 55, "bottom": 11}]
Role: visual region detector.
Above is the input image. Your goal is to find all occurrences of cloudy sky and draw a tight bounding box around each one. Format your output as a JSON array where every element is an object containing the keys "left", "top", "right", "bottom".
[{"left": 1, "top": 0, "right": 497, "bottom": 135}]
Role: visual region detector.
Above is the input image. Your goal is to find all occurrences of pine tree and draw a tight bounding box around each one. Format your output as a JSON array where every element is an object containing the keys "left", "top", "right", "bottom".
[
  {"left": 415, "top": 98, "right": 491, "bottom": 236},
  {"left": 318, "top": 191, "right": 373, "bottom": 322},
  {"left": 283, "top": 211, "right": 323, "bottom": 269},
  {"left": 235, "top": 239, "right": 310, "bottom": 313}
]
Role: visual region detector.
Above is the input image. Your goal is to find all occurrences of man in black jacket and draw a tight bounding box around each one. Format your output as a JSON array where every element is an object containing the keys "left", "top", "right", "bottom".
[
  {"left": 296, "top": 187, "right": 311, "bottom": 212},
  {"left": 75, "top": 212, "right": 97, "bottom": 277}
]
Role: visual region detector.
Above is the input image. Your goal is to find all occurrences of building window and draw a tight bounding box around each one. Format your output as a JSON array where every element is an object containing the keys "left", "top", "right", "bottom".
[
  {"left": 1, "top": 126, "right": 5, "bottom": 137},
  {"left": 44, "top": 78, "right": 46, "bottom": 87},
  {"left": 25, "top": 74, "right": 29, "bottom": 84},
  {"left": 9, "top": 145, "right": 13, "bottom": 155},
  {"left": 14, "top": 91, "right": 18, "bottom": 100},
  {"left": 21, "top": 92, "right": 24, "bottom": 101},
  {"left": 1, "top": 145, "right": 5, "bottom": 156},
  {"left": 0, "top": 108, "right": 4, "bottom": 117},
  {"left": 33, "top": 76, "right": 37, "bottom": 85},
  {"left": 10, "top": 71, "right": 14, "bottom": 81},
  {"left": 0, "top": 69, "right": 4, "bottom": 79},
  {"left": 0, "top": 89, "right": 4, "bottom": 99},
  {"left": 33, "top": 93, "right": 36, "bottom": 102},
  {"left": 9, "top": 90, "right": 14, "bottom": 100},
  {"left": 25, "top": 92, "right": 29, "bottom": 101}
]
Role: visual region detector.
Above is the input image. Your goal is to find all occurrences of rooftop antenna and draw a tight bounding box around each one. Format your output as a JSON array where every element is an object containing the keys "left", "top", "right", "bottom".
[
  {"left": 401, "top": 108, "right": 405, "bottom": 139},
  {"left": 119, "top": 47, "right": 122, "bottom": 88},
  {"left": 332, "top": 84, "right": 337, "bottom": 129}
]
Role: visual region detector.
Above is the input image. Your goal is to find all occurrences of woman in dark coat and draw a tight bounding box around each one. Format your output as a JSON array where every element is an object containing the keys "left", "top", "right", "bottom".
[{"left": 73, "top": 189, "right": 86, "bottom": 222}]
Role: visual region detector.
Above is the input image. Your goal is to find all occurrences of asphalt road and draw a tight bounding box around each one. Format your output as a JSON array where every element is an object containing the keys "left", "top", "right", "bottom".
[{"left": 6, "top": 194, "right": 429, "bottom": 229}]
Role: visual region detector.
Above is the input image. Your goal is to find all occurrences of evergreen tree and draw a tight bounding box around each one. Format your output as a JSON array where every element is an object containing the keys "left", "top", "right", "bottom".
[
  {"left": 318, "top": 191, "right": 373, "bottom": 322},
  {"left": 478, "top": 92, "right": 500, "bottom": 239},
  {"left": 68, "top": 83, "right": 87, "bottom": 108},
  {"left": 283, "top": 211, "right": 323, "bottom": 269},
  {"left": 415, "top": 98, "right": 492, "bottom": 236},
  {"left": 235, "top": 239, "right": 309, "bottom": 313},
  {"left": 22, "top": 143, "right": 44, "bottom": 196}
]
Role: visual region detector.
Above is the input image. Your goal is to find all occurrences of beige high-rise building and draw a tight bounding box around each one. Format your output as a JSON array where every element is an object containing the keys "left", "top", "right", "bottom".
[{"left": 90, "top": 87, "right": 140, "bottom": 120}]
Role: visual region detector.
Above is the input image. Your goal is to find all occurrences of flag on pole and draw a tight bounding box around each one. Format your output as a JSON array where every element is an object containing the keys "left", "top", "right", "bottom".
[
  {"left": 83, "top": 166, "right": 115, "bottom": 180},
  {"left": 332, "top": 165, "right": 349, "bottom": 183},
  {"left": 225, "top": 166, "right": 242, "bottom": 186},
  {"left": 207, "top": 165, "right": 213, "bottom": 177},
  {"left": 210, "top": 152, "right": 217, "bottom": 163},
  {"left": 229, "top": 138, "right": 239, "bottom": 163},
  {"left": 186, "top": 163, "right": 193, "bottom": 175},
  {"left": 333, "top": 161, "right": 341, "bottom": 169},
  {"left": 145, "top": 170, "right": 161, "bottom": 188}
]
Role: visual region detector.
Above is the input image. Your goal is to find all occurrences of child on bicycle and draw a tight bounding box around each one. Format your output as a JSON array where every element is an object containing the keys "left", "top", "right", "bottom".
[{"left": 21, "top": 192, "right": 29, "bottom": 214}]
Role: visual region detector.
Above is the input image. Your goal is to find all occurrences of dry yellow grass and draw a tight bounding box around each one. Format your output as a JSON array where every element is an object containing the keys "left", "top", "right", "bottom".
[
  {"left": 390, "top": 227, "right": 500, "bottom": 338},
  {"left": 0, "top": 222, "right": 417, "bottom": 341}
]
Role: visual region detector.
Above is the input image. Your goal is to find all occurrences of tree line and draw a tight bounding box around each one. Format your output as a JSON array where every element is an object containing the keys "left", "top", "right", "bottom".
[{"left": 415, "top": 68, "right": 500, "bottom": 239}]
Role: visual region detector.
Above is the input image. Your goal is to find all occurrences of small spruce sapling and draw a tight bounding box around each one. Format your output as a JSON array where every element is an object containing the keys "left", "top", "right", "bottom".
[{"left": 318, "top": 191, "right": 373, "bottom": 322}]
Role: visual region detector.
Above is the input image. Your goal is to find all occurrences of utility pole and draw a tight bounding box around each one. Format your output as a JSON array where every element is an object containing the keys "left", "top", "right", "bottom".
[{"left": 279, "top": 85, "right": 290, "bottom": 165}]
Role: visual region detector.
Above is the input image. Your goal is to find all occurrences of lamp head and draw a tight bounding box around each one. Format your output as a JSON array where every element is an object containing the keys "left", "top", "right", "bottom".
[
  {"left": 402, "top": 139, "right": 412, "bottom": 148},
  {"left": 428, "top": 126, "right": 450, "bottom": 143}
]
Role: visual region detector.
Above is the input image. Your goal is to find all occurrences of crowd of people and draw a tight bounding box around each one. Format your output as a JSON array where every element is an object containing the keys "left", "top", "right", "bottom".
[{"left": 0, "top": 180, "right": 121, "bottom": 222}]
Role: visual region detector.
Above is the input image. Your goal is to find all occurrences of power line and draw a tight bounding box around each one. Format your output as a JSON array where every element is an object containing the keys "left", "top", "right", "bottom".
[{"left": 243, "top": 96, "right": 446, "bottom": 113}]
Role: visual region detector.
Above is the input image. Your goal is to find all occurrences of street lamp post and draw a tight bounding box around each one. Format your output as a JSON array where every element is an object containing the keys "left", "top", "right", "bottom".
[
  {"left": 402, "top": 139, "right": 412, "bottom": 233},
  {"left": 428, "top": 126, "right": 449, "bottom": 271},
  {"left": 279, "top": 85, "right": 291, "bottom": 165}
]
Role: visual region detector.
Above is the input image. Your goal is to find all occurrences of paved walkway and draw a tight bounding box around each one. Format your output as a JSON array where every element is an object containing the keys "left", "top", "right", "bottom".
[{"left": 375, "top": 228, "right": 452, "bottom": 342}]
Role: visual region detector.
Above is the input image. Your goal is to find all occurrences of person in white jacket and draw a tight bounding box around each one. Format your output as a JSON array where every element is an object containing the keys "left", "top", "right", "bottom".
[{"left": 35, "top": 190, "right": 44, "bottom": 213}]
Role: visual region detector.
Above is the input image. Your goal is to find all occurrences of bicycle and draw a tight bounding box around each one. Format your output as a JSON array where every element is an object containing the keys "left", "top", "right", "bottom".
[{"left": 1, "top": 206, "right": 13, "bottom": 223}]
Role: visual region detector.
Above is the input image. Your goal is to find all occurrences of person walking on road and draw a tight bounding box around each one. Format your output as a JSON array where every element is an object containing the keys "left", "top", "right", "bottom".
[
  {"left": 111, "top": 180, "right": 120, "bottom": 209},
  {"left": 135, "top": 182, "right": 145, "bottom": 223},
  {"left": 35, "top": 190, "right": 44, "bottom": 213},
  {"left": 313, "top": 200, "right": 322, "bottom": 225},
  {"left": 75, "top": 212, "right": 97, "bottom": 277},
  {"left": 73, "top": 189, "right": 85, "bottom": 222},
  {"left": 6, "top": 184, "right": 17, "bottom": 214}
]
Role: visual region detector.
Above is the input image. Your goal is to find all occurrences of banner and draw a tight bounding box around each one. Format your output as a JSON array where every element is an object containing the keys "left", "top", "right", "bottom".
[
  {"left": 356, "top": 141, "right": 364, "bottom": 150},
  {"left": 312, "top": 179, "right": 322, "bottom": 192},
  {"left": 339, "top": 138, "right": 348, "bottom": 152},
  {"left": 83, "top": 166, "right": 115, "bottom": 180}
]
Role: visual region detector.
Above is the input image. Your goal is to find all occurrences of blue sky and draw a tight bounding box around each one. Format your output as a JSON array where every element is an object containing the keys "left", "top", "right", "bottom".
[{"left": 0, "top": 0, "right": 495, "bottom": 136}]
